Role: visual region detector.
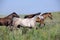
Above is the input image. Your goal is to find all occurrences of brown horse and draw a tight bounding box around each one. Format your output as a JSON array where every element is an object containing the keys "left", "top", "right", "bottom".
[
  {"left": 0, "top": 12, "right": 20, "bottom": 27},
  {"left": 24, "top": 12, "right": 41, "bottom": 18},
  {"left": 38, "top": 12, "right": 53, "bottom": 27}
]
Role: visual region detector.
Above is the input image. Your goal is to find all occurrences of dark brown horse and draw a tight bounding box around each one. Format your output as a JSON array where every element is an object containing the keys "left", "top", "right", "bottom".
[
  {"left": 24, "top": 12, "right": 41, "bottom": 18},
  {"left": 0, "top": 12, "right": 20, "bottom": 27}
]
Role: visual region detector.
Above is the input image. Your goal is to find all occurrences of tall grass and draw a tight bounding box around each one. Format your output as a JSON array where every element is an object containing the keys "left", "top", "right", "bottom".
[{"left": 0, "top": 12, "right": 60, "bottom": 40}]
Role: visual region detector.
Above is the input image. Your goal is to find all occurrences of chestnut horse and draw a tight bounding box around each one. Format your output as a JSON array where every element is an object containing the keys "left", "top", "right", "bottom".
[
  {"left": 24, "top": 12, "right": 53, "bottom": 27},
  {"left": 39, "top": 12, "right": 53, "bottom": 27},
  {"left": 0, "top": 12, "right": 20, "bottom": 27}
]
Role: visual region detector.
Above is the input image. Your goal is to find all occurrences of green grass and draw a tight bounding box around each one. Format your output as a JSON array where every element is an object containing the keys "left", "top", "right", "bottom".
[{"left": 0, "top": 12, "right": 60, "bottom": 40}]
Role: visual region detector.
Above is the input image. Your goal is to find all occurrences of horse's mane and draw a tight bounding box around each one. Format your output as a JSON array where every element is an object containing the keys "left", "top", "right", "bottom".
[
  {"left": 32, "top": 12, "right": 41, "bottom": 15},
  {"left": 24, "top": 12, "right": 41, "bottom": 18},
  {"left": 5, "top": 12, "right": 18, "bottom": 18},
  {"left": 41, "top": 12, "right": 51, "bottom": 16},
  {"left": 30, "top": 12, "right": 41, "bottom": 17}
]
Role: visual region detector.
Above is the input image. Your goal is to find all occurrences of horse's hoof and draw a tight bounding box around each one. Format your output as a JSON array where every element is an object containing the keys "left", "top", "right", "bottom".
[
  {"left": 36, "top": 27, "right": 38, "bottom": 30},
  {"left": 44, "top": 24, "right": 45, "bottom": 26},
  {"left": 10, "top": 29, "right": 13, "bottom": 31},
  {"left": 29, "top": 27, "right": 32, "bottom": 29}
]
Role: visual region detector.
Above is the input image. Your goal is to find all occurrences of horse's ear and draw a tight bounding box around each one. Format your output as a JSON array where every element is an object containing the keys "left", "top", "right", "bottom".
[
  {"left": 12, "top": 12, "right": 16, "bottom": 14},
  {"left": 38, "top": 12, "right": 41, "bottom": 14},
  {"left": 49, "top": 12, "right": 51, "bottom": 14}
]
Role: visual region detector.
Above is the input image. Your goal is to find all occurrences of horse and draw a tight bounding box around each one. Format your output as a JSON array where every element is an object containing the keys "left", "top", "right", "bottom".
[
  {"left": 24, "top": 12, "right": 41, "bottom": 18},
  {"left": 24, "top": 12, "right": 53, "bottom": 27},
  {"left": 39, "top": 12, "right": 53, "bottom": 27},
  {"left": 24, "top": 12, "right": 45, "bottom": 27},
  {"left": 12, "top": 15, "right": 40, "bottom": 30},
  {"left": 0, "top": 12, "right": 20, "bottom": 29}
]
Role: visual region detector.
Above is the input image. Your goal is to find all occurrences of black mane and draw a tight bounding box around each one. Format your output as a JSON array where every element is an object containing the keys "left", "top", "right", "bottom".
[
  {"left": 33, "top": 12, "right": 41, "bottom": 15},
  {"left": 8, "top": 12, "right": 17, "bottom": 16},
  {"left": 5, "top": 12, "right": 18, "bottom": 18},
  {"left": 24, "top": 12, "right": 41, "bottom": 18},
  {"left": 41, "top": 12, "right": 51, "bottom": 16}
]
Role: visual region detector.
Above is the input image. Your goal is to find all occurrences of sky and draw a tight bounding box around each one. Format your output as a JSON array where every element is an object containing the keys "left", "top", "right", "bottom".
[{"left": 0, "top": 0, "right": 60, "bottom": 15}]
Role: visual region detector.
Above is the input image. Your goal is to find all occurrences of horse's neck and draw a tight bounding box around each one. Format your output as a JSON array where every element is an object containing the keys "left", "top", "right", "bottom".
[
  {"left": 43, "top": 15, "right": 48, "bottom": 19},
  {"left": 31, "top": 16, "right": 37, "bottom": 20},
  {"left": 5, "top": 15, "right": 13, "bottom": 19},
  {"left": 5, "top": 15, "right": 11, "bottom": 18}
]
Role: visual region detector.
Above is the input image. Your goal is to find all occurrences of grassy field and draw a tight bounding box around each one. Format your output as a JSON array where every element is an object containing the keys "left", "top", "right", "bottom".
[{"left": 0, "top": 12, "right": 60, "bottom": 40}]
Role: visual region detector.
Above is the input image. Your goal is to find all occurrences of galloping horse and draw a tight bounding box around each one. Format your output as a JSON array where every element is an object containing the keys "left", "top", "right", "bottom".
[
  {"left": 24, "top": 12, "right": 44, "bottom": 27},
  {"left": 24, "top": 12, "right": 53, "bottom": 27},
  {"left": 0, "top": 12, "right": 20, "bottom": 27},
  {"left": 39, "top": 12, "right": 53, "bottom": 27}
]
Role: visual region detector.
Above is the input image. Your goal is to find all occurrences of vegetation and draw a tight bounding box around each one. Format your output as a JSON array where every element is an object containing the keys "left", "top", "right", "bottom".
[{"left": 0, "top": 12, "right": 60, "bottom": 40}]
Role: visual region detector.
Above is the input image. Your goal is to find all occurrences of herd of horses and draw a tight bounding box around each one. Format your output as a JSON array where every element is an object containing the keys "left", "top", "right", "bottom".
[{"left": 0, "top": 12, "right": 53, "bottom": 30}]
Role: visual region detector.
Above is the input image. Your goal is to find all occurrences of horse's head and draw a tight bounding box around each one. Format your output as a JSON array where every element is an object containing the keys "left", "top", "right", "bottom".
[
  {"left": 42, "top": 12, "right": 53, "bottom": 20},
  {"left": 48, "top": 13, "right": 53, "bottom": 20},
  {"left": 4, "top": 12, "right": 20, "bottom": 19},
  {"left": 11, "top": 12, "right": 20, "bottom": 18}
]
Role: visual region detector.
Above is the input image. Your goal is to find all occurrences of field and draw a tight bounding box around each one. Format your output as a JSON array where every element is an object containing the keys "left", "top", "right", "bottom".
[{"left": 0, "top": 12, "right": 60, "bottom": 40}]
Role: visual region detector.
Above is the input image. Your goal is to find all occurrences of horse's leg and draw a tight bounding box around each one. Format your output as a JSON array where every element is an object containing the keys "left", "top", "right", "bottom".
[
  {"left": 32, "top": 24, "right": 37, "bottom": 29},
  {"left": 13, "top": 24, "right": 20, "bottom": 30},
  {"left": 10, "top": 25, "right": 13, "bottom": 31},
  {"left": 8, "top": 23, "right": 13, "bottom": 31},
  {"left": 29, "top": 27, "right": 33, "bottom": 29},
  {"left": 31, "top": 22, "right": 38, "bottom": 29},
  {"left": 5, "top": 20, "right": 12, "bottom": 31},
  {"left": 8, "top": 21, "right": 13, "bottom": 31},
  {"left": 13, "top": 24, "right": 17, "bottom": 30},
  {"left": 5, "top": 22, "right": 10, "bottom": 30},
  {"left": 40, "top": 19, "right": 45, "bottom": 27}
]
